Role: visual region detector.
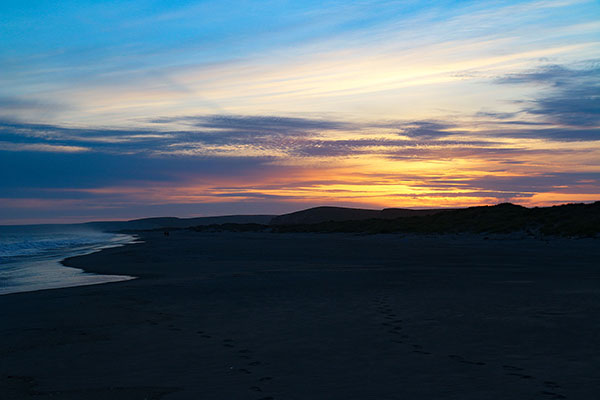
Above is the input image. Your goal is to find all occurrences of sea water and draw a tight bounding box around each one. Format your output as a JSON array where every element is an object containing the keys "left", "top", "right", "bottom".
[{"left": 0, "top": 224, "right": 136, "bottom": 295}]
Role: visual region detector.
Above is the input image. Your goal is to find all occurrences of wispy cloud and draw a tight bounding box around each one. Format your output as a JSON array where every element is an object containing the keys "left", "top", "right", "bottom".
[
  {"left": 0, "top": 141, "right": 89, "bottom": 153},
  {"left": 0, "top": 96, "right": 65, "bottom": 112},
  {"left": 398, "top": 121, "right": 462, "bottom": 139},
  {"left": 150, "top": 114, "right": 356, "bottom": 142},
  {"left": 3, "top": 1, "right": 598, "bottom": 127}
]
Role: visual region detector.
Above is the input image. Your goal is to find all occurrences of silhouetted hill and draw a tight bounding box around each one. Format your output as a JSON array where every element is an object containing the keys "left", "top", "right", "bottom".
[
  {"left": 270, "top": 206, "right": 450, "bottom": 225},
  {"left": 87, "top": 202, "right": 600, "bottom": 237},
  {"left": 271, "top": 202, "right": 600, "bottom": 237},
  {"left": 86, "top": 215, "right": 275, "bottom": 232}
]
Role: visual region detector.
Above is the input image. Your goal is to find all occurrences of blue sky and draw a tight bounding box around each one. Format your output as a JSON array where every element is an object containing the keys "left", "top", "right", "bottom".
[{"left": 1, "top": 0, "right": 599, "bottom": 223}]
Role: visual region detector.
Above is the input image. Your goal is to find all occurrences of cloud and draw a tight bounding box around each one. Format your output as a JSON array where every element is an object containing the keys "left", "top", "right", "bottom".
[
  {"left": 466, "top": 172, "right": 600, "bottom": 194},
  {"left": 0, "top": 115, "right": 360, "bottom": 156},
  {"left": 0, "top": 141, "right": 89, "bottom": 153},
  {"left": 475, "top": 111, "right": 519, "bottom": 120},
  {"left": 528, "top": 84, "right": 600, "bottom": 127},
  {"left": 0, "top": 120, "right": 176, "bottom": 153},
  {"left": 0, "top": 97, "right": 66, "bottom": 112},
  {"left": 6, "top": 0, "right": 596, "bottom": 131},
  {"left": 398, "top": 121, "right": 461, "bottom": 139},
  {"left": 488, "top": 127, "right": 600, "bottom": 141},
  {"left": 152, "top": 114, "right": 355, "bottom": 134},
  {"left": 496, "top": 64, "right": 598, "bottom": 86},
  {"left": 2, "top": 110, "right": 597, "bottom": 167},
  {"left": 496, "top": 62, "right": 600, "bottom": 128}
]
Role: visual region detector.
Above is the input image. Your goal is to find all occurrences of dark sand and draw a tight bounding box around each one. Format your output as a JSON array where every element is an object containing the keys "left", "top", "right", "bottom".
[{"left": 1, "top": 231, "right": 599, "bottom": 399}]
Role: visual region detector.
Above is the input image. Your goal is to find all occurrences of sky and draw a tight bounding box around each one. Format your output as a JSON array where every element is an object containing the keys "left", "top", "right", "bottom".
[{"left": 1, "top": 0, "right": 599, "bottom": 224}]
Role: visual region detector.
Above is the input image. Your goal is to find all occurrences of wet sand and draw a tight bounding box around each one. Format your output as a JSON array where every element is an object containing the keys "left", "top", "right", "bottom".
[{"left": 1, "top": 231, "right": 599, "bottom": 399}]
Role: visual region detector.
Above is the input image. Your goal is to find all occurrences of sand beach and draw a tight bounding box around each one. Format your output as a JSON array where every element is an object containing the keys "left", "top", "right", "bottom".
[{"left": 1, "top": 231, "right": 599, "bottom": 399}]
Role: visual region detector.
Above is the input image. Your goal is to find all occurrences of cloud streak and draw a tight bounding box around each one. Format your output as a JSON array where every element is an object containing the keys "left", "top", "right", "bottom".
[{"left": 0, "top": 141, "right": 89, "bottom": 153}]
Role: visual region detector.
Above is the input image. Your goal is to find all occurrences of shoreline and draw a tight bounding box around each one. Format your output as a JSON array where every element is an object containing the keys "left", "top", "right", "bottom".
[
  {"left": 2, "top": 230, "right": 599, "bottom": 399},
  {"left": 0, "top": 233, "right": 139, "bottom": 296}
]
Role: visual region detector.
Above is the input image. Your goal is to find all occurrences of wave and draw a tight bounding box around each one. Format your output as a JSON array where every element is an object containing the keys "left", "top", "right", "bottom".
[
  {"left": 0, "top": 225, "right": 125, "bottom": 263},
  {"left": 0, "top": 224, "right": 137, "bottom": 295}
]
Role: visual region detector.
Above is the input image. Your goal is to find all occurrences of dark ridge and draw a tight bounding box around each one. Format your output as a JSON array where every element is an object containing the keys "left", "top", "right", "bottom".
[
  {"left": 189, "top": 223, "right": 269, "bottom": 233},
  {"left": 270, "top": 206, "right": 451, "bottom": 225},
  {"left": 85, "top": 215, "right": 275, "bottom": 231},
  {"left": 269, "top": 202, "right": 600, "bottom": 237},
  {"left": 99, "top": 202, "right": 599, "bottom": 238}
]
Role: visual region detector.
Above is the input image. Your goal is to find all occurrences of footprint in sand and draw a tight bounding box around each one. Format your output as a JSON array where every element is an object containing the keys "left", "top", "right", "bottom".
[
  {"left": 222, "top": 339, "right": 235, "bottom": 348},
  {"left": 540, "top": 391, "right": 566, "bottom": 399},
  {"left": 540, "top": 381, "right": 566, "bottom": 399},
  {"left": 225, "top": 343, "right": 277, "bottom": 399},
  {"left": 376, "top": 301, "right": 435, "bottom": 357},
  {"left": 410, "top": 344, "right": 434, "bottom": 355},
  {"left": 462, "top": 360, "right": 486, "bottom": 366},
  {"left": 544, "top": 381, "right": 561, "bottom": 389},
  {"left": 502, "top": 364, "right": 567, "bottom": 398},
  {"left": 502, "top": 365, "right": 524, "bottom": 371},
  {"left": 238, "top": 349, "right": 252, "bottom": 358},
  {"left": 448, "top": 354, "right": 485, "bottom": 366},
  {"left": 413, "top": 350, "right": 432, "bottom": 355},
  {"left": 507, "top": 372, "right": 533, "bottom": 379}
]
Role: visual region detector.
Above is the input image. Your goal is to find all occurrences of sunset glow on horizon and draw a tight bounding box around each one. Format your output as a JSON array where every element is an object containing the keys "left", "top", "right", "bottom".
[{"left": 1, "top": 0, "right": 599, "bottom": 224}]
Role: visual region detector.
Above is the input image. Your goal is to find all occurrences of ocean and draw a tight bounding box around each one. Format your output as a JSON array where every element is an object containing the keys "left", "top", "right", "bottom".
[{"left": 0, "top": 224, "right": 136, "bottom": 295}]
